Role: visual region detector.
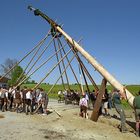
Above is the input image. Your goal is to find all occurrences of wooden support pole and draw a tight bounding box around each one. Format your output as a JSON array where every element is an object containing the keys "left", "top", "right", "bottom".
[
  {"left": 71, "top": 46, "right": 99, "bottom": 92},
  {"left": 78, "top": 61, "right": 90, "bottom": 94},
  {"left": 57, "top": 38, "right": 82, "bottom": 93},
  {"left": 0, "top": 32, "right": 50, "bottom": 82},
  {"left": 90, "top": 78, "right": 107, "bottom": 122},
  {"left": 53, "top": 39, "right": 65, "bottom": 90},
  {"left": 57, "top": 38, "right": 71, "bottom": 91},
  {"left": 47, "top": 53, "right": 75, "bottom": 95},
  {"left": 28, "top": 6, "right": 134, "bottom": 107}
]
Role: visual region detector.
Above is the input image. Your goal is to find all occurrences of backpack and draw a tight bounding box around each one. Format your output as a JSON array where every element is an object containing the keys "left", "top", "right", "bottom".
[{"left": 15, "top": 91, "right": 21, "bottom": 99}]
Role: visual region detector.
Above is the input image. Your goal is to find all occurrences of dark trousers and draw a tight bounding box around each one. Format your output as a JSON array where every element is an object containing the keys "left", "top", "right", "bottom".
[
  {"left": 10, "top": 96, "right": 13, "bottom": 109},
  {"left": 114, "top": 103, "right": 127, "bottom": 131}
]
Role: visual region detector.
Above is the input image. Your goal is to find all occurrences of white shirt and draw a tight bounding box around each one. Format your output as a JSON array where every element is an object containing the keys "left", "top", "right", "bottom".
[
  {"left": 85, "top": 94, "right": 89, "bottom": 101},
  {"left": 12, "top": 90, "right": 16, "bottom": 98},
  {"left": 58, "top": 91, "right": 62, "bottom": 95},
  {"left": 26, "top": 91, "right": 32, "bottom": 99},
  {"left": 37, "top": 93, "right": 42, "bottom": 102},
  {"left": 8, "top": 88, "right": 12, "bottom": 93},
  {"left": 5, "top": 91, "right": 8, "bottom": 98},
  {"left": 20, "top": 91, "right": 23, "bottom": 99},
  {"left": 79, "top": 98, "right": 88, "bottom": 107}
]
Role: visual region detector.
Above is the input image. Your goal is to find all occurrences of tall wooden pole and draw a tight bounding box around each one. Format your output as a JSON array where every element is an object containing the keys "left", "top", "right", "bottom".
[
  {"left": 68, "top": 42, "right": 99, "bottom": 92},
  {"left": 53, "top": 40, "right": 65, "bottom": 90},
  {"left": 55, "top": 25, "right": 134, "bottom": 106},
  {"left": 28, "top": 6, "right": 134, "bottom": 106}
]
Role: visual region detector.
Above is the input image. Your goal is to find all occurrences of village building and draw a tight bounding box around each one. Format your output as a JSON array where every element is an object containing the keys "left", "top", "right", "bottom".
[{"left": 0, "top": 76, "right": 9, "bottom": 88}]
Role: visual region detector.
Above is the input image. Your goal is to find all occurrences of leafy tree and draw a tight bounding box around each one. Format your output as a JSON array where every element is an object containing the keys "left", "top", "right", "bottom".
[
  {"left": 8, "top": 65, "right": 24, "bottom": 86},
  {"left": 0, "top": 58, "right": 18, "bottom": 78},
  {"left": 31, "top": 80, "right": 36, "bottom": 84},
  {"left": 25, "top": 79, "right": 36, "bottom": 84}
]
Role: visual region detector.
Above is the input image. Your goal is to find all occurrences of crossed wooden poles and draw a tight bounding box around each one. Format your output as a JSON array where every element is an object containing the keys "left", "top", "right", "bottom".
[{"left": 0, "top": 6, "right": 135, "bottom": 121}]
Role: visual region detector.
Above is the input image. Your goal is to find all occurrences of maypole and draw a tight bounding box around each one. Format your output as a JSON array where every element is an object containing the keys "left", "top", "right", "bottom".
[{"left": 28, "top": 6, "right": 134, "bottom": 106}]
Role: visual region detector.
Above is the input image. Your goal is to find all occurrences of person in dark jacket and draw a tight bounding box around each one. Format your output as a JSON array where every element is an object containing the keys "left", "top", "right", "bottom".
[
  {"left": 112, "top": 88, "right": 127, "bottom": 133},
  {"left": 133, "top": 90, "right": 140, "bottom": 137}
]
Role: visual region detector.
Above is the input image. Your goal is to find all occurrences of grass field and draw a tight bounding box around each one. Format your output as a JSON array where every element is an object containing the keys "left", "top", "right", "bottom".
[
  {"left": 22, "top": 83, "right": 140, "bottom": 97},
  {"left": 22, "top": 84, "right": 140, "bottom": 109}
]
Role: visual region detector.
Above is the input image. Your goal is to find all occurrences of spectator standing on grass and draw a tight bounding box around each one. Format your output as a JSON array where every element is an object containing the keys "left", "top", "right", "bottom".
[
  {"left": 133, "top": 90, "right": 140, "bottom": 137},
  {"left": 112, "top": 88, "right": 127, "bottom": 133}
]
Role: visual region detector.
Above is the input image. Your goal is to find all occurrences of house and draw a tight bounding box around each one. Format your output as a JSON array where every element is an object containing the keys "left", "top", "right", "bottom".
[{"left": 0, "top": 76, "right": 9, "bottom": 88}]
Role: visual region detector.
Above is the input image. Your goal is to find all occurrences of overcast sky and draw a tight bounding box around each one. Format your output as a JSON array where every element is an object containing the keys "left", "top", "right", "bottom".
[{"left": 0, "top": 0, "right": 140, "bottom": 85}]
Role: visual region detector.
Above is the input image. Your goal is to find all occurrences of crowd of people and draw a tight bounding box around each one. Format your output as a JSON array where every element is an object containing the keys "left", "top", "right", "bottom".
[
  {"left": 0, "top": 85, "right": 140, "bottom": 137},
  {"left": 0, "top": 86, "right": 49, "bottom": 115},
  {"left": 57, "top": 89, "right": 80, "bottom": 105},
  {"left": 78, "top": 88, "right": 140, "bottom": 136}
]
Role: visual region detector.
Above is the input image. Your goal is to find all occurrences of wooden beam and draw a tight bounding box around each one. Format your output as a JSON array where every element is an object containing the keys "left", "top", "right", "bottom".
[
  {"left": 29, "top": 6, "right": 134, "bottom": 106},
  {"left": 90, "top": 78, "right": 107, "bottom": 122}
]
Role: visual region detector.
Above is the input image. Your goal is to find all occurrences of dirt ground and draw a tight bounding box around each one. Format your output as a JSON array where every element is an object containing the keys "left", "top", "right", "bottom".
[{"left": 0, "top": 99, "right": 139, "bottom": 140}]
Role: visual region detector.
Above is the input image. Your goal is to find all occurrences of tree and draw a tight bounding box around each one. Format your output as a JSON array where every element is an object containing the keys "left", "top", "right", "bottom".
[
  {"left": 25, "top": 80, "right": 36, "bottom": 84},
  {"left": 8, "top": 65, "right": 24, "bottom": 86},
  {"left": 0, "top": 58, "right": 18, "bottom": 78}
]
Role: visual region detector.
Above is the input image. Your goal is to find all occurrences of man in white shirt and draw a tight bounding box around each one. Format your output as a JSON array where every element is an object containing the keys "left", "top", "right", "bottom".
[
  {"left": 79, "top": 94, "right": 88, "bottom": 118},
  {"left": 25, "top": 89, "right": 32, "bottom": 115}
]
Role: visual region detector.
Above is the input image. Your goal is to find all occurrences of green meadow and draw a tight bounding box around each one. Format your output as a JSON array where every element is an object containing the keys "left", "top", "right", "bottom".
[
  {"left": 22, "top": 84, "right": 140, "bottom": 109},
  {"left": 22, "top": 83, "right": 140, "bottom": 97}
]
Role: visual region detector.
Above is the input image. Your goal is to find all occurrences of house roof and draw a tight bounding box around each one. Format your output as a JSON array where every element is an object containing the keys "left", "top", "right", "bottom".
[{"left": 0, "top": 76, "right": 10, "bottom": 83}]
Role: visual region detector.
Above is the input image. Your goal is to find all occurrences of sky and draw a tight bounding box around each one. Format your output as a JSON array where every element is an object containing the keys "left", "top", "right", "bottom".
[{"left": 0, "top": 0, "right": 140, "bottom": 85}]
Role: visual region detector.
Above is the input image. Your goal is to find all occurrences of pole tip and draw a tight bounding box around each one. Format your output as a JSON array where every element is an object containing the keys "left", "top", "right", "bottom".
[{"left": 28, "top": 5, "right": 36, "bottom": 11}]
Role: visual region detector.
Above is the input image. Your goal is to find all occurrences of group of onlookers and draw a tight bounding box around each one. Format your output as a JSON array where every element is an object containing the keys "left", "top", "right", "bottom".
[
  {"left": 0, "top": 86, "right": 49, "bottom": 115},
  {"left": 78, "top": 88, "right": 140, "bottom": 136},
  {"left": 58, "top": 89, "right": 80, "bottom": 105},
  {"left": 1, "top": 85, "right": 140, "bottom": 137}
]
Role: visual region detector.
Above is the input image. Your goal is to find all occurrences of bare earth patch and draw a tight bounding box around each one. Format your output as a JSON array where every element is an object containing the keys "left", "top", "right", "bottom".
[
  {"left": 0, "top": 114, "right": 4, "bottom": 119},
  {"left": 0, "top": 99, "right": 138, "bottom": 140}
]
